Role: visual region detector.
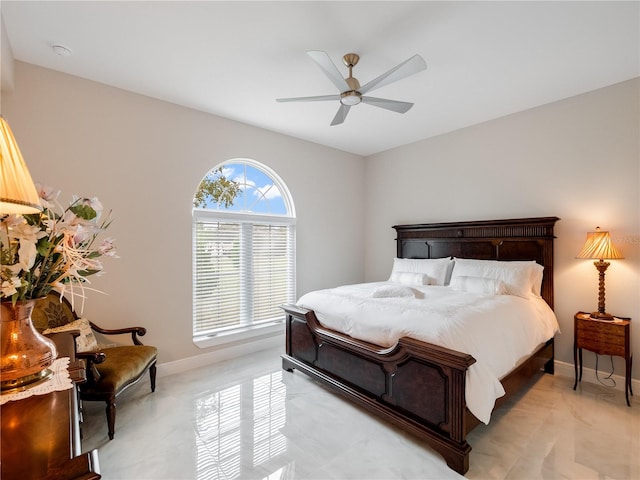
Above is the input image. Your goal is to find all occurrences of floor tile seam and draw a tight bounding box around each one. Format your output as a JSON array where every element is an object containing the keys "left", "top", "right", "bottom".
[{"left": 192, "top": 426, "right": 233, "bottom": 480}]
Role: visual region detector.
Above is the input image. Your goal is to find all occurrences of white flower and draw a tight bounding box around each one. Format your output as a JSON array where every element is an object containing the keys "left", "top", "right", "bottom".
[
  {"left": 0, "top": 277, "right": 21, "bottom": 297},
  {"left": 0, "top": 186, "right": 116, "bottom": 302},
  {"left": 10, "top": 219, "right": 46, "bottom": 270},
  {"left": 35, "top": 183, "right": 61, "bottom": 210}
]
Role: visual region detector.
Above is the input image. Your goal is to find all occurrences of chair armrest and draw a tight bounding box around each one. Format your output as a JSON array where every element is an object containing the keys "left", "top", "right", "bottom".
[
  {"left": 77, "top": 351, "right": 106, "bottom": 364},
  {"left": 77, "top": 351, "right": 106, "bottom": 384},
  {"left": 89, "top": 322, "right": 148, "bottom": 346},
  {"left": 44, "top": 331, "right": 80, "bottom": 359}
]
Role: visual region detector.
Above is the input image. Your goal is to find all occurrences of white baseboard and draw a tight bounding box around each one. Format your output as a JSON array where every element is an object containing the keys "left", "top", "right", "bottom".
[
  {"left": 156, "top": 332, "right": 283, "bottom": 378},
  {"left": 554, "top": 359, "right": 639, "bottom": 393}
]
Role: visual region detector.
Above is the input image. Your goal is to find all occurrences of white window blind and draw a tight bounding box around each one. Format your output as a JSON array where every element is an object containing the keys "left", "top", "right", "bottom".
[{"left": 193, "top": 215, "right": 295, "bottom": 337}]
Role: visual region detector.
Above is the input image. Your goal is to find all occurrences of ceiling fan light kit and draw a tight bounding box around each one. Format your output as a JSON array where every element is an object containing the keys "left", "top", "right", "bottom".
[
  {"left": 277, "top": 50, "right": 427, "bottom": 126},
  {"left": 341, "top": 91, "right": 362, "bottom": 106}
]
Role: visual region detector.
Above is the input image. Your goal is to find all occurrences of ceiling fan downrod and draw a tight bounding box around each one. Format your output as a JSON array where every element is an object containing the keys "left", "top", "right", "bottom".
[{"left": 341, "top": 53, "right": 361, "bottom": 105}]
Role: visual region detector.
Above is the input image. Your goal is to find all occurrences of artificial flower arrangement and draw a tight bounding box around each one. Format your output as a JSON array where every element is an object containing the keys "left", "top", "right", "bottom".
[{"left": 0, "top": 183, "right": 117, "bottom": 306}]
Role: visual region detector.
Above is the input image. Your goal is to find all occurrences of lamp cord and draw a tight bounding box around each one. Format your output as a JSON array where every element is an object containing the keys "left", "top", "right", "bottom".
[{"left": 594, "top": 354, "right": 616, "bottom": 388}]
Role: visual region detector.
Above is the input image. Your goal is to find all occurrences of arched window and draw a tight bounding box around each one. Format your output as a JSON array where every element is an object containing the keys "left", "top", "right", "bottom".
[{"left": 192, "top": 159, "right": 295, "bottom": 343}]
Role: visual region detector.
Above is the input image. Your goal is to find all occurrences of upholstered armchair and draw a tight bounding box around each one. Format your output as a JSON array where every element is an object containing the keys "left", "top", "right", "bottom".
[{"left": 32, "top": 292, "right": 157, "bottom": 440}]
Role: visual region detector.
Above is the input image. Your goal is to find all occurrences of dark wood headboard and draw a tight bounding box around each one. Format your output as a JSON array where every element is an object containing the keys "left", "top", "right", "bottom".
[{"left": 393, "top": 217, "right": 559, "bottom": 309}]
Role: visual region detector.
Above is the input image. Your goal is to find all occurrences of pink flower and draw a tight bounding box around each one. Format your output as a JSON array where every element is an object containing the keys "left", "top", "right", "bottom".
[
  {"left": 35, "top": 183, "right": 61, "bottom": 210},
  {"left": 98, "top": 237, "right": 118, "bottom": 258}
]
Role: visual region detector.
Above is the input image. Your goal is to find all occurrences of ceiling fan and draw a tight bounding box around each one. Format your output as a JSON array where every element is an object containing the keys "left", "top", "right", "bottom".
[{"left": 276, "top": 51, "right": 427, "bottom": 126}]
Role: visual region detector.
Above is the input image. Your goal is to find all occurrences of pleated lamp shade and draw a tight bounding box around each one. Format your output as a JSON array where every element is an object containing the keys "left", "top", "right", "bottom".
[
  {"left": 0, "top": 117, "right": 42, "bottom": 214},
  {"left": 576, "top": 227, "right": 623, "bottom": 260}
]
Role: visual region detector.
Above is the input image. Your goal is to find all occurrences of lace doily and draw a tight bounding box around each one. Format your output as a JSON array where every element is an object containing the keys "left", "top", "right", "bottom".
[{"left": 0, "top": 357, "right": 73, "bottom": 404}]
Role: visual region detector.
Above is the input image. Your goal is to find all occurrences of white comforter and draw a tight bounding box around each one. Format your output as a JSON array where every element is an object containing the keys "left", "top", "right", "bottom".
[{"left": 297, "top": 282, "right": 559, "bottom": 424}]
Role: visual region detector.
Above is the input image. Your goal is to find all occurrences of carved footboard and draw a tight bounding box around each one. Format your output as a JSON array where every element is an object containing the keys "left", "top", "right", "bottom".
[{"left": 282, "top": 304, "right": 477, "bottom": 474}]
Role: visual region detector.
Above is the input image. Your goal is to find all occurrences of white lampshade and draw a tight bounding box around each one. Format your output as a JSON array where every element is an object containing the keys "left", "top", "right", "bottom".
[{"left": 0, "top": 117, "right": 42, "bottom": 214}]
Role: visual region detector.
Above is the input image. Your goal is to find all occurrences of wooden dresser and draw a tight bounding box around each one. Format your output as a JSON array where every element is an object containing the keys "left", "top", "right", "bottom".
[{"left": 0, "top": 332, "right": 101, "bottom": 479}]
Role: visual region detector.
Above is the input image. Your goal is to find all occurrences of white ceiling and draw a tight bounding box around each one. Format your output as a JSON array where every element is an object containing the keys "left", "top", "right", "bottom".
[{"left": 1, "top": 1, "right": 639, "bottom": 156}]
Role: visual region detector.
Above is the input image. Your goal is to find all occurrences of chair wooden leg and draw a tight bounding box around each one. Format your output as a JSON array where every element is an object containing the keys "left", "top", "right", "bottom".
[
  {"left": 150, "top": 363, "right": 157, "bottom": 392},
  {"left": 106, "top": 398, "right": 116, "bottom": 440}
]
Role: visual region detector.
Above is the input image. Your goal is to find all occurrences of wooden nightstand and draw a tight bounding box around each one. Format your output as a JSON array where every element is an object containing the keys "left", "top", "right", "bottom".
[{"left": 573, "top": 311, "right": 633, "bottom": 406}]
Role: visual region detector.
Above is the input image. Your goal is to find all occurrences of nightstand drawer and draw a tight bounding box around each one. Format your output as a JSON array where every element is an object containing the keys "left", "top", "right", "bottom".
[
  {"left": 576, "top": 338, "right": 625, "bottom": 357},
  {"left": 576, "top": 329, "right": 625, "bottom": 345},
  {"left": 575, "top": 318, "right": 627, "bottom": 356},
  {"left": 576, "top": 319, "right": 625, "bottom": 338}
]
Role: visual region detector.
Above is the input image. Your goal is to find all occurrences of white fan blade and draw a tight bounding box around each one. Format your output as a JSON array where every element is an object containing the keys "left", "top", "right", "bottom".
[
  {"left": 330, "top": 104, "right": 350, "bottom": 126},
  {"left": 359, "top": 54, "right": 426, "bottom": 95},
  {"left": 277, "top": 94, "right": 340, "bottom": 103},
  {"left": 307, "top": 50, "right": 350, "bottom": 92},
  {"left": 361, "top": 96, "right": 414, "bottom": 114}
]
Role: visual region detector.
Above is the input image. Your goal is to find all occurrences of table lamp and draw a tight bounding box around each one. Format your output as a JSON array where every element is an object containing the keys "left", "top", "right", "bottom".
[
  {"left": 576, "top": 226, "right": 623, "bottom": 320},
  {"left": 0, "top": 116, "right": 53, "bottom": 392}
]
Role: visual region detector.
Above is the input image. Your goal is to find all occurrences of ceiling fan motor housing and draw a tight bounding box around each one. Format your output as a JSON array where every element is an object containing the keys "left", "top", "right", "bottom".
[{"left": 345, "top": 77, "right": 361, "bottom": 91}]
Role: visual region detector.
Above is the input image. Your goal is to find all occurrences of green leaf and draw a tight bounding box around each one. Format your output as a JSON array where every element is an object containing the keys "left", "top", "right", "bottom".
[
  {"left": 36, "top": 238, "right": 53, "bottom": 256},
  {"left": 78, "top": 269, "right": 100, "bottom": 276},
  {"left": 22, "top": 213, "right": 42, "bottom": 225},
  {"left": 70, "top": 204, "right": 97, "bottom": 220}
]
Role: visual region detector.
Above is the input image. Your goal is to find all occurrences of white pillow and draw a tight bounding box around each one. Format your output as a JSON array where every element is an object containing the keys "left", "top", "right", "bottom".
[
  {"left": 390, "top": 257, "right": 453, "bottom": 286},
  {"left": 451, "top": 258, "right": 538, "bottom": 298},
  {"left": 43, "top": 318, "right": 98, "bottom": 353},
  {"left": 389, "top": 271, "right": 431, "bottom": 286},
  {"left": 371, "top": 285, "right": 419, "bottom": 298},
  {"left": 450, "top": 275, "right": 507, "bottom": 295},
  {"left": 444, "top": 260, "right": 456, "bottom": 286},
  {"left": 495, "top": 260, "right": 544, "bottom": 297},
  {"left": 529, "top": 262, "right": 544, "bottom": 297}
]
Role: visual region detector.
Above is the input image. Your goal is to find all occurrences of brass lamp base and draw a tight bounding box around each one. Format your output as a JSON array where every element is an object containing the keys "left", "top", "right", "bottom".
[
  {"left": 1, "top": 368, "right": 53, "bottom": 393},
  {"left": 589, "top": 311, "right": 615, "bottom": 321}
]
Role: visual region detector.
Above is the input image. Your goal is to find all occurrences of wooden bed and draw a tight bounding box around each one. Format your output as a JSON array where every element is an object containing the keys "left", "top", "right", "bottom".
[{"left": 281, "top": 217, "right": 559, "bottom": 475}]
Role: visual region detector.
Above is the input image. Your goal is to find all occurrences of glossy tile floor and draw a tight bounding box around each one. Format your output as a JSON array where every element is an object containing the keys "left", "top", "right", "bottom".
[{"left": 82, "top": 347, "right": 640, "bottom": 479}]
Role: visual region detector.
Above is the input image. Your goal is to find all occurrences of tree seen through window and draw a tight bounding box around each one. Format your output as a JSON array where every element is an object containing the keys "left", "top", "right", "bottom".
[{"left": 194, "top": 163, "right": 289, "bottom": 215}]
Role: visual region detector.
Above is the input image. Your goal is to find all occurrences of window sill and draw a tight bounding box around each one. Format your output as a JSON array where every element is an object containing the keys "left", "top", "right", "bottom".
[{"left": 193, "top": 321, "right": 284, "bottom": 349}]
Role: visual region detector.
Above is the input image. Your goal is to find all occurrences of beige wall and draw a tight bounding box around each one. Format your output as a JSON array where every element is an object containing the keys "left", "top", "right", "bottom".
[
  {"left": 2, "top": 61, "right": 365, "bottom": 363},
  {"left": 365, "top": 78, "right": 640, "bottom": 379},
  {"left": 3, "top": 60, "right": 639, "bottom": 380},
  {"left": 0, "top": 16, "right": 14, "bottom": 96}
]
